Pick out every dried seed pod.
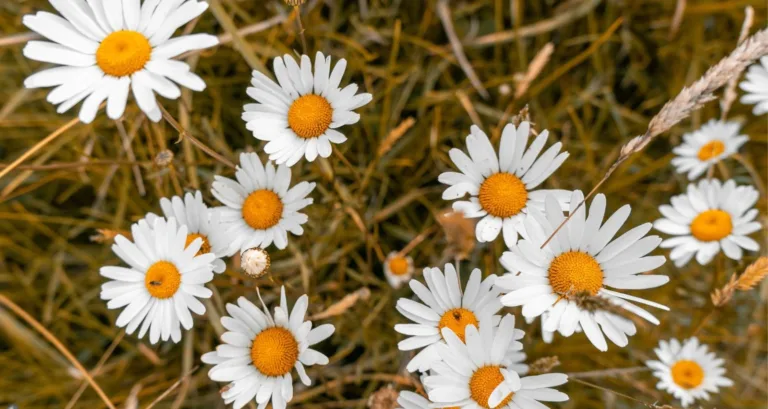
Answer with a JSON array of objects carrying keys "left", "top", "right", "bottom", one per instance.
[
  {"left": 367, "top": 385, "right": 399, "bottom": 409},
  {"left": 241, "top": 248, "right": 271, "bottom": 278},
  {"left": 155, "top": 149, "right": 174, "bottom": 167}
]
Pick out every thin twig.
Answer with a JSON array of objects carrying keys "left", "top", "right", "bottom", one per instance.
[
  {"left": 115, "top": 119, "right": 146, "bottom": 196},
  {"left": 0, "top": 117, "right": 80, "bottom": 182},
  {"left": 437, "top": 0, "right": 489, "bottom": 99},
  {"left": 668, "top": 0, "right": 686, "bottom": 40},
  {"left": 0, "top": 293, "right": 117, "bottom": 409},
  {"left": 143, "top": 366, "right": 199, "bottom": 409},
  {"left": 294, "top": 6, "right": 308, "bottom": 55},
  {"left": 720, "top": 6, "right": 754, "bottom": 120},
  {"left": 158, "top": 104, "right": 236, "bottom": 169},
  {"left": 570, "top": 378, "right": 677, "bottom": 409},
  {"left": 64, "top": 331, "right": 126, "bottom": 409}
]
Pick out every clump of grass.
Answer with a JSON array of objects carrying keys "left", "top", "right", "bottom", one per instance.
[{"left": 0, "top": 1, "right": 765, "bottom": 409}]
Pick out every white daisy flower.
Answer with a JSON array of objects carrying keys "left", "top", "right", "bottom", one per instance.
[
  {"left": 212, "top": 152, "right": 315, "bottom": 253},
  {"left": 202, "top": 287, "right": 335, "bottom": 409},
  {"left": 654, "top": 179, "right": 761, "bottom": 267},
  {"left": 100, "top": 217, "right": 215, "bottom": 344},
  {"left": 646, "top": 337, "right": 733, "bottom": 408},
  {"left": 394, "top": 264, "right": 505, "bottom": 373},
  {"left": 739, "top": 56, "right": 768, "bottom": 115},
  {"left": 145, "top": 191, "right": 229, "bottom": 274},
  {"left": 438, "top": 122, "right": 570, "bottom": 247},
  {"left": 22, "top": 0, "right": 219, "bottom": 124},
  {"left": 243, "top": 51, "right": 373, "bottom": 166},
  {"left": 384, "top": 251, "right": 415, "bottom": 289},
  {"left": 670, "top": 119, "right": 748, "bottom": 180},
  {"left": 424, "top": 315, "right": 569, "bottom": 409},
  {"left": 496, "top": 190, "right": 670, "bottom": 351}
]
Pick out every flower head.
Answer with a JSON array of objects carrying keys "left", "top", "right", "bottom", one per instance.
[
  {"left": 423, "top": 315, "right": 569, "bottom": 409},
  {"left": 100, "top": 217, "right": 215, "bottom": 344},
  {"left": 212, "top": 152, "right": 315, "bottom": 253},
  {"left": 146, "top": 191, "right": 229, "bottom": 273},
  {"left": 384, "top": 251, "right": 415, "bottom": 289},
  {"left": 202, "top": 287, "right": 335, "bottom": 409},
  {"left": 670, "top": 120, "right": 748, "bottom": 180},
  {"left": 496, "top": 190, "right": 669, "bottom": 351},
  {"left": 654, "top": 179, "right": 761, "bottom": 266},
  {"left": 394, "top": 265, "right": 505, "bottom": 372},
  {"left": 243, "top": 52, "right": 372, "bottom": 166},
  {"left": 646, "top": 337, "right": 733, "bottom": 408},
  {"left": 22, "top": 0, "right": 218, "bottom": 123},
  {"left": 438, "top": 122, "right": 570, "bottom": 247}
]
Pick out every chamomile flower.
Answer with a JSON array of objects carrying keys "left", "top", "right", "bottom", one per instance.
[
  {"left": 100, "top": 217, "right": 215, "bottom": 344},
  {"left": 212, "top": 152, "right": 315, "bottom": 253},
  {"left": 646, "top": 337, "right": 733, "bottom": 408},
  {"left": 202, "top": 287, "right": 335, "bottom": 409},
  {"left": 438, "top": 123, "right": 570, "bottom": 247},
  {"left": 394, "top": 265, "right": 505, "bottom": 372},
  {"left": 243, "top": 51, "right": 373, "bottom": 166},
  {"left": 384, "top": 251, "right": 415, "bottom": 289},
  {"left": 739, "top": 56, "right": 768, "bottom": 115},
  {"left": 423, "top": 315, "right": 569, "bottom": 409},
  {"left": 22, "top": 0, "right": 219, "bottom": 123},
  {"left": 496, "top": 190, "right": 669, "bottom": 351},
  {"left": 654, "top": 179, "right": 761, "bottom": 267},
  {"left": 145, "top": 191, "right": 228, "bottom": 273},
  {"left": 671, "top": 119, "right": 748, "bottom": 180}
]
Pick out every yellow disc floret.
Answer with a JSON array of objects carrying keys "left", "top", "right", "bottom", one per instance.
[
  {"left": 242, "top": 189, "right": 284, "bottom": 230},
  {"left": 548, "top": 251, "right": 604, "bottom": 296},
  {"left": 690, "top": 209, "right": 732, "bottom": 242},
  {"left": 96, "top": 31, "right": 152, "bottom": 77},
  {"left": 478, "top": 173, "right": 528, "bottom": 218},
  {"left": 388, "top": 256, "right": 410, "bottom": 276},
  {"left": 288, "top": 94, "right": 334, "bottom": 139},
  {"left": 250, "top": 327, "right": 300, "bottom": 377},
  {"left": 697, "top": 140, "right": 726, "bottom": 161},
  {"left": 671, "top": 360, "right": 705, "bottom": 389},
  {"left": 469, "top": 366, "right": 513, "bottom": 409},
  {"left": 438, "top": 308, "right": 479, "bottom": 342},
  {"left": 185, "top": 233, "right": 211, "bottom": 255},
  {"left": 144, "top": 261, "right": 182, "bottom": 299}
]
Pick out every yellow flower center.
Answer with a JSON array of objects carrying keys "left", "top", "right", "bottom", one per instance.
[
  {"left": 697, "top": 140, "right": 726, "bottom": 161},
  {"left": 469, "top": 366, "right": 514, "bottom": 409},
  {"left": 438, "top": 308, "right": 479, "bottom": 342},
  {"left": 144, "top": 261, "right": 181, "bottom": 299},
  {"left": 288, "top": 94, "right": 334, "bottom": 139},
  {"left": 242, "top": 189, "right": 284, "bottom": 230},
  {"left": 548, "top": 251, "right": 604, "bottom": 297},
  {"left": 388, "top": 256, "right": 410, "bottom": 276},
  {"left": 671, "top": 360, "right": 704, "bottom": 389},
  {"left": 690, "top": 209, "right": 732, "bottom": 242},
  {"left": 96, "top": 31, "right": 152, "bottom": 77},
  {"left": 185, "top": 233, "right": 211, "bottom": 256},
  {"left": 478, "top": 173, "right": 528, "bottom": 218},
  {"left": 250, "top": 327, "right": 299, "bottom": 377}
]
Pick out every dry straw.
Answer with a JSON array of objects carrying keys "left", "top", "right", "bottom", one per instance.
[
  {"left": 543, "top": 27, "right": 768, "bottom": 248},
  {"left": 712, "top": 257, "right": 768, "bottom": 307}
]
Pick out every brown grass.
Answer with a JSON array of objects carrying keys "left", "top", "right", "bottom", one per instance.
[{"left": 0, "top": 1, "right": 766, "bottom": 409}]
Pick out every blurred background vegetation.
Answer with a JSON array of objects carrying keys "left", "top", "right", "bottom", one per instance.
[{"left": 0, "top": 0, "right": 766, "bottom": 408}]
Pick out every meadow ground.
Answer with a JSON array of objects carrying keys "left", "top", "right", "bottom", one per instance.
[{"left": 0, "top": 1, "right": 766, "bottom": 408}]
